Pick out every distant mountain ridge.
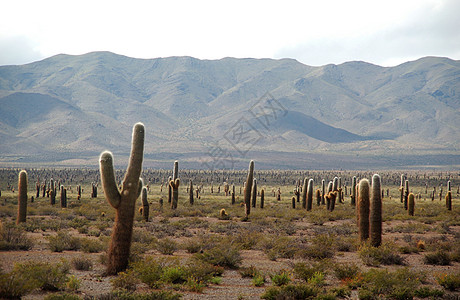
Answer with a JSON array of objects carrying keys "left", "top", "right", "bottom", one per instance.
[{"left": 0, "top": 52, "right": 459, "bottom": 169}]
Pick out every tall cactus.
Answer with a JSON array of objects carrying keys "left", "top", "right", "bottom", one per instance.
[
  {"left": 231, "top": 184, "right": 235, "bottom": 205},
  {"left": 332, "top": 177, "right": 339, "bottom": 191},
  {"left": 60, "top": 186, "right": 67, "bottom": 208},
  {"left": 400, "top": 174, "right": 405, "bottom": 203},
  {"left": 370, "top": 174, "right": 382, "bottom": 247},
  {"left": 99, "top": 122, "right": 144, "bottom": 275},
  {"left": 260, "top": 188, "right": 264, "bottom": 209},
  {"left": 50, "top": 178, "right": 55, "bottom": 205},
  {"left": 301, "top": 178, "right": 308, "bottom": 209},
  {"left": 306, "top": 179, "right": 313, "bottom": 211},
  {"left": 358, "top": 179, "right": 370, "bottom": 243},
  {"left": 251, "top": 179, "right": 257, "bottom": 208},
  {"left": 167, "top": 176, "right": 172, "bottom": 204},
  {"left": 244, "top": 160, "right": 254, "bottom": 219},
  {"left": 316, "top": 189, "right": 321, "bottom": 206},
  {"left": 404, "top": 180, "right": 409, "bottom": 210},
  {"left": 170, "top": 161, "right": 180, "bottom": 209},
  {"left": 189, "top": 180, "right": 194, "bottom": 205},
  {"left": 351, "top": 176, "right": 357, "bottom": 206},
  {"left": 446, "top": 191, "right": 452, "bottom": 211},
  {"left": 17, "top": 170, "right": 27, "bottom": 224},
  {"left": 408, "top": 193, "right": 415, "bottom": 216},
  {"left": 321, "top": 179, "right": 326, "bottom": 205},
  {"left": 141, "top": 186, "right": 149, "bottom": 221}
]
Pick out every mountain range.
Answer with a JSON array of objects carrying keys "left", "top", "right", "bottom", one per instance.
[{"left": 0, "top": 52, "right": 459, "bottom": 169}]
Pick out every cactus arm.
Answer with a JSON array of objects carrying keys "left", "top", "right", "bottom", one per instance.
[
  {"left": 137, "top": 178, "right": 144, "bottom": 198},
  {"left": 122, "top": 122, "right": 145, "bottom": 195},
  {"left": 99, "top": 151, "right": 121, "bottom": 208}
]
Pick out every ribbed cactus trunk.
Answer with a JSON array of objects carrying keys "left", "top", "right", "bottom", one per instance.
[
  {"left": 404, "top": 180, "right": 409, "bottom": 210},
  {"left": 251, "top": 179, "right": 257, "bottom": 208},
  {"left": 447, "top": 181, "right": 451, "bottom": 192},
  {"left": 50, "top": 179, "right": 55, "bottom": 205},
  {"left": 99, "top": 123, "right": 144, "bottom": 275},
  {"left": 306, "top": 179, "right": 313, "bottom": 211},
  {"left": 167, "top": 176, "right": 172, "bottom": 204},
  {"left": 189, "top": 180, "right": 194, "bottom": 205},
  {"left": 260, "top": 188, "right": 264, "bottom": 209},
  {"left": 141, "top": 186, "right": 149, "bottom": 221},
  {"left": 36, "top": 182, "right": 40, "bottom": 198},
  {"left": 17, "top": 170, "right": 27, "bottom": 224},
  {"left": 170, "top": 161, "right": 180, "bottom": 209},
  {"left": 316, "top": 189, "right": 321, "bottom": 206},
  {"left": 60, "top": 186, "right": 67, "bottom": 208},
  {"left": 301, "top": 178, "right": 307, "bottom": 209},
  {"left": 370, "top": 174, "right": 382, "bottom": 247},
  {"left": 332, "top": 177, "right": 339, "bottom": 191},
  {"left": 321, "top": 179, "right": 326, "bottom": 205},
  {"left": 351, "top": 176, "right": 357, "bottom": 206},
  {"left": 408, "top": 193, "right": 415, "bottom": 216},
  {"left": 244, "top": 160, "right": 254, "bottom": 219},
  {"left": 446, "top": 191, "right": 452, "bottom": 211},
  {"left": 400, "top": 174, "right": 405, "bottom": 203},
  {"left": 358, "top": 179, "right": 370, "bottom": 243},
  {"left": 231, "top": 184, "right": 235, "bottom": 205},
  {"left": 329, "top": 192, "right": 337, "bottom": 212}
]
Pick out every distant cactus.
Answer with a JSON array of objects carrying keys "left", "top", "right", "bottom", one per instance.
[
  {"left": 231, "top": 184, "right": 235, "bottom": 205},
  {"left": 189, "top": 180, "right": 194, "bottom": 205},
  {"left": 316, "top": 189, "right": 321, "bottom": 206},
  {"left": 251, "top": 179, "right": 257, "bottom": 208},
  {"left": 329, "top": 191, "right": 337, "bottom": 212},
  {"left": 50, "top": 178, "right": 55, "bottom": 205},
  {"left": 260, "top": 189, "right": 264, "bottom": 209},
  {"left": 370, "top": 174, "right": 382, "bottom": 247},
  {"left": 167, "top": 176, "right": 172, "bottom": 204},
  {"left": 36, "top": 182, "right": 40, "bottom": 198},
  {"left": 358, "top": 179, "right": 370, "bottom": 243},
  {"left": 408, "top": 193, "right": 415, "bottom": 216},
  {"left": 332, "top": 177, "right": 339, "bottom": 191},
  {"left": 99, "top": 122, "right": 144, "bottom": 275},
  {"left": 337, "top": 187, "right": 343, "bottom": 203},
  {"left": 291, "top": 196, "right": 296, "bottom": 209},
  {"left": 301, "top": 178, "right": 307, "bottom": 209},
  {"left": 446, "top": 191, "right": 452, "bottom": 210},
  {"left": 169, "top": 161, "right": 180, "bottom": 209},
  {"left": 447, "top": 180, "right": 451, "bottom": 192},
  {"left": 60, "top": 186, "right": 67, "bottom": 208},
  {"left": 404, "top": 180, "right": 409, "bottom": 210},
  {"left": 351, "top": 176, "right": 357, "bottom": 206},
  {"left": 17, "top": 170, "right": 27, "bottom": 224},
  {"left": 141, "top": 186, "right": 149, "bottom": 221},
  {"left": 306, "top": 179, "right": 313, "bottom": 211},
  {"left": 244, "top": 160, "right": 254, "bottom": 219},
  {"left": 400, "top": 174, "right": 405, "bottom": 203},
  {"left": 321, "top": 179, "right": 326, "bottom": 205}
]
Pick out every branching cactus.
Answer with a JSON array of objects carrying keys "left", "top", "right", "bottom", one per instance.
[
  {"left": 244, "top": 160, "right": 254, "bottom": 219},
  {"left": 169, "top": 161, "right": 180, "bottom": 209},
  {"left": 306, "top": 179, "right": 313, "bottom": 211},
  {"left": 408, "top": 193, "right": 415, "bottom": 216},
  {"left": 358, "top": 179, "right": 370, "bottom": 243},
  {"left": 99, "top": 122, "right": 144, "bottom": 275},
  {"left": 301, "top": 178, "right": 308, "bottom": 209},
  {"left": 370, "top": 174, "right": 382, "bottom": 247},
  {"left": 17, "top": 170, "right": 27, "bottom": 224}
]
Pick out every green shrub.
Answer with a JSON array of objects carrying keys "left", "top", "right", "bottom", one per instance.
[
  {"left": 298, "top": 234, "right": 335, "bottom": 260},
  {"left": 80, "top": 238, "right": 104, "bottom": 253},
  {"left": 44, "top": 293, "right": 82, "bottom": 300},
  {"left": 111, "top": 270, "right": 139, "bottom": 291},
  {"left": 293, "top": 262, "right": 326, "bottom": 282},
  {"left": 436, "top": 273, "right": 460, "bottom": 291},
  {"left": 132, "top": 258, "right": 163, "bottom": 289},
  {"left": 261, "top": 284, "right": 318, "bottom": 300},
  {"left": 156, "top": 238, "right": 178, "bottom": 255},
  {"left": 71, "top": 257, "right": 93, "bottom": 271},
  {"left": 333, "top": 263, "right": 360, "bottom": 281},
  {"left": 66, "top": 275, "right": 80, "bottom": 291},
  {"left": 307, "top": 271, "right": 325, "bottom": 287},
  {"left": 185, "top": 276, "right": 206, "bottom": 293},
  {"left": 161, "top": 267, "right": 187, "bottom": 284},
  {"left": 252, "top": 273, "right": 265, "bottom": 287},
  {"left": 47, "top": 231, "right": 81, "bottom": 252},
  {"left": 413, "top": 286, "right": 445, "bottom": 298},
  {"left": 13, "top": 261, "right": 70, "bottom": 291},
  {"left": 0, "top": 223, "right": 33, "bottom": 250},
  {"left": 194, "top": 242, "right": 242, "bottom": 269},
  {"left": 239, "top": 265, "right": 260, "bottom": 278},
  {"left": 270, "top": 270, "right": 291, "bottom": 286},
  {"left": 100, "top": 289, "right": 182, "bottom": 300},
  {"left": 183, "top": 239, "right": 202, "bottom": 254},
  {"left": 0, "top": 270, "right": 36, "bottom": 298},
  {"left": 424, "top": 251, "right": 451, "bottom": 265},
  {"left": 359, "top": 242, "right": 405, "bottom": 266}
]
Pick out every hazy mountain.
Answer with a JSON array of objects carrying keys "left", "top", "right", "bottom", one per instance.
[{"left": 0, "top": 52, "right": 459, "bottom": 169}]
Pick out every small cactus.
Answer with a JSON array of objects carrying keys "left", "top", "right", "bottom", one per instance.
[
  {"left": 291, "top": 196, "right": 296, "bottom": 209},
  {"left": 169, "top": 161, "right": 180, "bottom": 209},
  {"left": 446, "top": 191, "right": 452, "bottom": 211},
  {"left": 306, "top": 179, "right": 313, "bottom": 211},
  {"left": 260, "top": 189, "right": 264, "bottom": 209},
  {"left": 370, "top": 174, "right": 382, "bottom": 247},
  {"left": 189, "top": 180, "right": 194, "bottom": 205},
  {"left": 408, "top": 193, "right": 415, "bottom": 216},
  {"left": 358, "top": 179, "right": 370, "bottom": 243},
  {"left": 244, "top": 160, "right": 254, "bottom": 219},
  {"left": 351, "top": 176, "right": 357, "bottom": 206},
  {"left": 321, "top": 179, "right": 326, "bottom": 205},
  {"left": 404, "top": 180, "right": 409, "bottom": 210},
  {"left": 17, "top": 170, "right": 27, "bottom": 224},
  {"left": 141, "top": 186, "right": 149, "bottom": 221},
  {"left": 315, "top": 189, "right": 321, "bottom": 206},
  {"left": 301, "top": 178, "right": 307, "bottom": 209},
  {"left": 251, "top": 179, "right": 257, "bottom": 208}
]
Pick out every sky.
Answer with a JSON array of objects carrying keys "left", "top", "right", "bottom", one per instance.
[{"left": 1, "top": 0, "right": 459, "bottom": 67}]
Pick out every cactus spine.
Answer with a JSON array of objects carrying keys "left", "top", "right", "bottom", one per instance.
[
  {"left": 99, "top": 122, "right": 144, "bottom": 275},
  {"left": 17, "top": 170, "right": 27, "bottom": 224},
  {"left": 408, "top": 193, "right": 415, "bottom": 216},
  {"left": 306, "top": 179, "right": 313, "bottom": 211},
  {"left": 141, "top": 186, "right": 149, "bottom": 221},
  {"left": 169, "top": 161, "right": 180, "bottom": 209},
  {"left": 358, "top": 179, "right": 370, "bottom": 243},
  {"left": 370, "top": 174, "right": 382, "bottom": 247},
  {"left": 301, "top": 178, "right": 308, "bottom": 209},
  {"left": 244, "top": 160, "right": 254, "bottom": 219},
  {"left": 251, "top": 179, "right": 257, "bottom": 208}
]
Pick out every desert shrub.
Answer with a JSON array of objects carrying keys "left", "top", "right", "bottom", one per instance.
[
  {"left": 423, "top": 251, "right": 451, "bottom": 265},
  {"left": 436, "top": 273, "right": 460, "bottom": 291},
  {"left": 80, "top": 238, "right": 105, "bottom": 253},
  {"left": 183, "top": 239, "right": 202, "bottom": 254},
  {"left": 252, "top": 273, "right": 266, "bottom": 287},
  {"left": 0, "top": 270, "right": 36, "bottom": 298},
  {"left": 71, "top": 257, "right": 93, "bottom": 271},
  {"left": 261, "top": 284, "right": 318, "bottom": 300},
  {"left": 66, "top": 275, "right": 80, "bottom": 291},
  {"left": 260, "top": 236, "right": 298, "bottom": 261},
  {"left": 44, "top": 293, "right": 82, "bottom": 300},
  {"left": 298, "top": 234, "right": 335, "bottom": 260},
  {"left": 13, "top": 261, "right": 70, "bottom": 291},
  {"left": 332, "top": 263, "right": 360, "bottom": 281},
  {"left": 156, "top": 238, "right": 178, "bottom": 255},
  {"left": 111, "top": 270, "right": 139, "bottom": 291},
  {"left": 239, "top": 265, "right": 260, "bottom": 278},
  {"left": 270, "top": 270, "right": 291, "bottom": 286},
  {"left": 184, "top": 259, "right": 223, "bottom": 283},
  {"left": 359, "top": 242, "right": 405, "bottom": 266},
  {"left": 161, "top": 266, "right": 187, "bottom": 284},
  {"left": 47, "top": 231, "right": 81, "bottom": 252},
  {"left": 185, "top": 276, "right": 206, "bottom": 293},
  {"left": 293, "top": 261, "right": 327, "bottom": 282},
  {"left": 96, "top": 290, "right": 182, "bottom": 300},
  {"left": 194, "top": 242, "right": 242, "bottom": 269},
  {"left": 0, "top": 222, "right": 33, "bottom": 251},
  {"left": 413, "top": 286, "right": 445, "bottom": 298},
  {"left": 132, "top": 258, "right": 163, "bottom": 289}
]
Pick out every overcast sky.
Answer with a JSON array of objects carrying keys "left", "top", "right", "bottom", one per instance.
[{"left": 1, "top": 0, "right": 459, "bottom": 67}]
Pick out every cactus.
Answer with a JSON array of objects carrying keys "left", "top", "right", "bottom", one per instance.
[
  {"left": 447, "top": 180, "right": 451, "bottom": 192},
  {"left": 244, "top": 160, "right": 254, "bottom": 219},
  {"left": 306, "top": 179, "right": 313, "bottom": 211},
  {"left": 301, "top": 178, "right": 307, "bottom": 209},
  {"left": 358, "top": 179, "right": 370, "bottom": 243},
  {"left": 36, "top": 182, "right": 40, "bottom": 198},
  {"left": 316, "top": 189, "right": 321, "bottom": 206},
  {"left": 99, "top": 122, "right": 144, "bottom": 275},
  {"left": 167, "top": 176, "right": 172, "bottom": 203},
  {"left": 251, "top": 179, "right": 257, "bottom": 208},
  {"left": 260, "top": 188, "right": 264, "bottom": 209},
  {"left": 17, "top": 170, "right": 27, "bottom": 224},
  {"left": 351, "top": 176, "right": 357, "bottom": 206},
  {"left": 329, "top": 191, "right": 337, "bottom": 212},
  {"left": 370, "top": 174, "right": 382, "bottom": 247},
  {"left": 189, "top": 180, "right": 194, "bottom": 205},
  {"left": 231, "top": 184, "right": 236, "bottom": 205},
  {"left": 321, "top": 179, "right": 326, "bottom": 205},
  {"left": 60, "top": 186, "right": 67, "bottom": 208},
  {"left": 404, "top": 180, "right": 409, "bottom": 210},
  {"left": 337, "top": 187, "right": 343, "bottom": 203},
  {"left": 141, "top": 186, "right": 149, "bottom": 221},
  {"left": 400, "top": 174, "right": 405, "bottom": 203},
  {"left": 50, "top": 178, "right": 55, "bottom": 205},
  {"left": 292, "top": 196, "right": 296, "bottom": 209},
  {"left": 408, "top": 193, "right": 415, "bottom": 216},
  {"left": 446, "top": 191, "right": 452, "bottom": 210},
  {"left": 169, "top": 161, "right": 180, "bottom": 209},
  {"left": 332, "top": 177, "right": 339, "bottom": 191}
]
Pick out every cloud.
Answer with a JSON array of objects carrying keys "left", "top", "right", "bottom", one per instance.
[{"left": 0, "top": 36, "right": 44, "bottom": 66}]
